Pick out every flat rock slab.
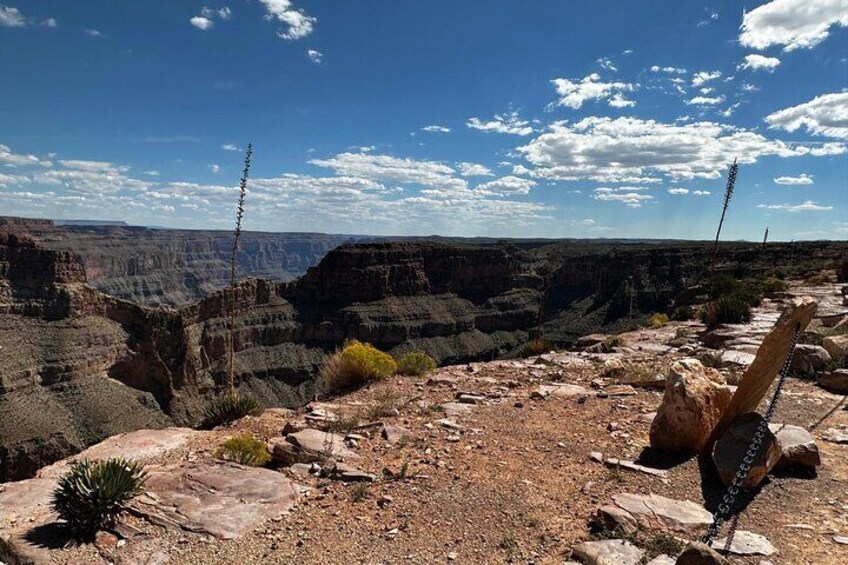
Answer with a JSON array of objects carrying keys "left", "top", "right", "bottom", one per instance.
[
  {"left": 0, "top": 476, "right": 58, "bottom": 564},
  {"left": 822, "top": 427, "right": 848, "bottom": 444},
  {"left": 603, "top": 458, "right": 668, "bottom": 478},
  {"left": 645, "top": 556, "right": 675, "bottom": 565},
  {"left": 382, "top": 425, "right": 412, "bottom": 445},
  {"left": 133, "top": 461, "right": 300, "bottom": 540},
  {"left": 609, "top": 493, "right": 712, "bottom": 534},
  {"left": 711, "top": 531, "right": 776, "bottom": 556},
  {"left": 39, "top": 427, "right": 202, "bottom": 479},
  {"left": 537, "top": 383, "right": 588, "bottom": 398},
  {"left": 571, "top": 539, "right": 643, "bottom": 565},
  {"left": 286, "top": 428, "right": 358, "bottom": 460},
  {"left": 442, "top": 402, "right": 476, "bottom": 418}
]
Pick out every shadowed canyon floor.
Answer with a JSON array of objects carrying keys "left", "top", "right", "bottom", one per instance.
[{"left": 2, "top": 280, "right": 846, "bottom": 564}]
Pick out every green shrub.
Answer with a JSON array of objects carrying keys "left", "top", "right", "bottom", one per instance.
[
  {"left": 672, "top": 305, "right": 693, "bottom": 321},
  {"left": 699, "top": 294, "right": 752, "bottom": 327},
  {"left": 522, "top": 338, "right": 554, "bottom": 357},
  {"left": 806, "top": 272, "right": 833, "bottom": 286},
  {"left": 395, "top": 351, "right": 437, "bottom": 375},
  {"left": 645, "top": 313, "right": 669, "bottom": 329},
  {"left": 215, "top": 434, "right": 271, "bottom": 466},
  {"left": 202, "top": 392, "right": 262, "bottom": 429},
  {"left": 52, "top": 458, "right": 147, "bottom": 539},
  {"left": 761, "top": 276, "right": 788, "bottom": 294},
  {"left": 709, "top": 273, "right": 743, "bottom": 298},
  {"left": 320, "top": 340, "right": 397, "bottom": 391},
  {"left": 601, "top": 335, "right": 625, "bottom": 352}
]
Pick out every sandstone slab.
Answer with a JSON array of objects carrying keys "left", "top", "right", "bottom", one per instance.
[
  {"left": 818, "top": 369, "right": 848, "bottom": 393},
  {"left": 286, "top": 428, "right": 358, "bottom": 460},
  {"left": 710, "top": 531, "right": 775, "bottom": 556},
  {"left": 606, "top": 493, "right": 712, "bottom": 534},
  {"left": 537, "top": 383, "right": 588, "bottom": 398},
  {"left": 133, "top": 461, "right": 300, "bottom": 540},
  {"left": 650, "top": 359, "right": 732, "bottom": 453}
]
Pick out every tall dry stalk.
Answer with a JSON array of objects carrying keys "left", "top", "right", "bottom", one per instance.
[
  {"left": 227, "top": 143, "right": 253, "bottom": 395},
  {"left": 762, "top": 227, "right": 769, "bottom": 248},
  {"left": 709, "top": 159, "right": 738, "bottom": 278}
]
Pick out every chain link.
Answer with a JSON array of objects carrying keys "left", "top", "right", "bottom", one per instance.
[{"left": 701, "top": 322, "right": 802, "bottom": 545}]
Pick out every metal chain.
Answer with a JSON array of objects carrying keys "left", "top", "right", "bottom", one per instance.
[{"left": 701, "top": 322, "right": 802, "bottom": 545}]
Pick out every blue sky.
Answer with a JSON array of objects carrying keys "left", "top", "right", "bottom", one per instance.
[{"left": 0, "top": 0, "right": 846, "bottom": 239}]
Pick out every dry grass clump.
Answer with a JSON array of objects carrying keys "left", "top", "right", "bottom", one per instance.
[
  {"left": 522, "top": 338, "right": 554, "bottom": 357},
  {"left": 645, "top": 313, "right": 669, "bottom": 328},
  {"left": 320, "top": 340, "right": 397, "bottom": 391},
  {"left": 805, "top": 272, "right": 834, "bottom": 286},
  {"left": 215, "top": 434, "right": 271, "bottom": 467},
  {"left": 395, "top": 351, "right": 437, "bottom": 376},
  {"left": 600, "top": 335, "right": 625, "bottom": 352}
]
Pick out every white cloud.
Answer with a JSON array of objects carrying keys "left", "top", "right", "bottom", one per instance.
[
  {"left": 765, "top": 91, "right": 848, "bottom": 139},
  {"left": 475, "top": 176, "right": 536, "bottom": 196},
  {"left": 259, "top": 0, "right": 315, "bottom": 40},
  {"left": 719, "top": 103, "right": 741, "bottom": 118},
  {"left": 693, "top": 190, "right": 711, "bottom": 196},
  {"left": 739, "top": 54, "right": 781, "bottom": 71},
  {"left": 687, "top": 95, "right": 725, "bottom": 105},
  {"left": 741, "top": 83, "right": 760, "bottom": 92},
  {"left": 757, "top": 200, "right": 834, "bottom": 211},
  {"left": 144, "top": 170, "right": 160, "bottom": 176},
  {"left": 221, "top": 144, "right": 240, "bottom": 152},
  {"left": 608, "top": 93, "right": 637, "bottom": 108},
  {"left": 309, "top": 152, "right": 464, "bottom": 188},
  {"left": 42, "top": 18, "right": 57, "bottom": 28},
  {"left": 550, "top": 73, "right": 636, "bottom": 109},
  {"left": 85, "top": 28, "right": 103, "bottom": 37},
  {"left": 218, "top": 7, "right": 232, "bottom": 20},
  {"left": 668, "top": 188, "right": 689, "bottom": 195},
  {"left": 57, "top": 160, "right": 129, "bottom": 173},
  {"left": 691, "top": 71, "right": 722, "bottom": 87},
  {"left": 456, "top": 162, "right": 493, "bottom": 177},
  {"left": 209, "top": 164, "right": 221, "bottom": 174},
  {"left": 306, "top": 49, "right": 322, "bottom": 64},
  {"left": 422, "top": 125, "right": 451, "bottom": 133},
  {"left": 0, "top": 144, "right": 49, "bottom": 167},
  {"left": 517, "top": 116, "right": 845, "bottom": 182},
  {"left": 740, "top": 0, "right": 848, "bottom": 51},
  {"left": 0, "top": 6, "right": 25, "bottom": 27},
  {"left": 593, "top": 187, "right": 654, "bottom": 208},
  {"left": 650, "top": 66, "right": 687, "bottom": 74},
  {"left": 774, "top": 173, "right": 814, "bottom": 185},
  {"left": 190, "top": 16, "right": 214, "bottom": 31},
  {"left": 597, "top": 57, "right": 618, "bottom": 72},
  {"left": 698, "top": 11, "right": 720, "bottom": 27},
  {"left": 466, "top": 112, "right": 534, "bottom": 136}
]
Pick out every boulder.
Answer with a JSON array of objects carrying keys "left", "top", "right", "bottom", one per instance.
[
  {"left": 676, "top": 542, "right": 729, "bottom": 565},
  {"left": 822, "top": 334, "right": 848, "bottom": 361},
  {"left": 382, "top": 425, "right": 412, "bottom": 445},
  {"left": 650, "top": 359, "right": 732, "bottom": 453},
  {"left": 768, "top": 423, "right": 821, "bottom": 467},
  {"left": 270, "top": 428, "right": 359, "bottom": 464},
  {"left": 601, "top": 358, "right": 626, "bottom": 378},
  {"left": 818, "top": 369, "right": 848, "bottom": 393},
  {"left": 790, "top": 344, "right": 831, "bottom": 375},
  {"left": 571, "top": 539, "right": 643, "bottom": 565},
  {"left": 712, "top": 413, "right": 781, "bottom": 488},
  {"left": 576, "top": 333, "right": 608, "bottom": 348}
]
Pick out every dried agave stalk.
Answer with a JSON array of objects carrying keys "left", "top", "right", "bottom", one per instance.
[{"left": 227, "top": 143, "right": 253, "bottom": 395}]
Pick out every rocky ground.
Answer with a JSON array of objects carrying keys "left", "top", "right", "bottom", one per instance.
[{"left": 1, "top": 281, "right": 846, "bottom": 564}]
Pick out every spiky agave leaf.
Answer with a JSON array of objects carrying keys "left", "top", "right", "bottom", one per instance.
[
  {"left": 52, "top": 458, "right": 147, "bottom": 539},
  {"left": 202, "top": 392, "right": 262, "bottom": 429}
]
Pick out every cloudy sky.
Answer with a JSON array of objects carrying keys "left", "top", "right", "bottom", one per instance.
[{"left": 1, "top": 0, "right": 846, "bottom": 239}]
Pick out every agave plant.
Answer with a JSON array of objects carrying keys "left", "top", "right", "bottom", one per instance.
[
  {"left": 52, "top": 458, "right": 147, "bottom": 539},
  {"left": 202, "top": 392, "right": 262, "bottom": 428}
]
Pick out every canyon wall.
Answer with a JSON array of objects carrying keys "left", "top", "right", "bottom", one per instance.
[{"left": 1, "top": 221, "right": 846, "bottom": 481}]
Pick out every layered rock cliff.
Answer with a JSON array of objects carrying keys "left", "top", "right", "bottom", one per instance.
[
  {"left": 0, "top": 217, "right": 352, "bottom": 306},
  {"left": 1, "top": 225, "right": 846, "bottom": 481}
]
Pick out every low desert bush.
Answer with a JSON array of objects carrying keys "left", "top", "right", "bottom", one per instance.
[
  {"left": 806, "top": 272, "right": 834, "bottom": 286},
  {"left": 761, "top": 276, "right": 788, "bottom": 295},
  {"left": 395, "top": 351, "right": 437, "bottom": 376},
  {"left": 600, "top": 335, "right": 625, "bottom": 352},
  {"left": 645, "top": 313, "right": 669, "bottom": 328},
  {"left": 320, "top": 340, "right": 397, "bottom": 391},
  {"left": 522, "top": 338, "right": 554, "bottom": 357},
  {"left": 215, "top": 434, "right": 271, "bottom": 467},
  {"left": 202, "top": 392, "right": 262, "bottom": 429},
  {"left": 699, "top": 293, "right": 752, "bottom": 327},
  {"left": 672, "top": 305, "right": 693, "bottom": 321},
  {"left": 52, "top": 458, "right": 147, "bottom": 539}
]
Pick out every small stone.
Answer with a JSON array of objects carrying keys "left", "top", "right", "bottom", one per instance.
[
  {"left": 447, "top": 551, "right": 458, "bottom": 560},
  {"left": 572, "top": 539, "right": 643, "bottom": 565},
  {"left": 378, "top": 494, "right": 393, "bottom": 507},
  {"left": 833, "top": 536, "right": 848, "bottom": 545},
  {"left": 589, "top": 451, "right": 604, "bottom": 463},
  {"left": 513, "top": 401, "right": 524, "bottom": 408},
  {"left": 676, "top": 541, "right": 729, "bottom": 565},
  {"left": 382, "top": 425, "right": 413, "bottom": 445},
  {"left": 94, "top": 531, "right": 119, "bottom": 553}
]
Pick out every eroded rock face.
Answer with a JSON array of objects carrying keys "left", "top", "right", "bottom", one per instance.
[{"left": 650, "top": 359, "right": 732, "bottom": 453}]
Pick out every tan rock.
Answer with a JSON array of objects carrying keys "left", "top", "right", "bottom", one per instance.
[
  {"left": 676, "top": 541, "right": 729, "bottom": 565},
  {"left": 650, "top": 359, "right": 732, "bottom": 453},
  {"left": 822, "top": 334, "right": 848, "bottom": 360}
]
